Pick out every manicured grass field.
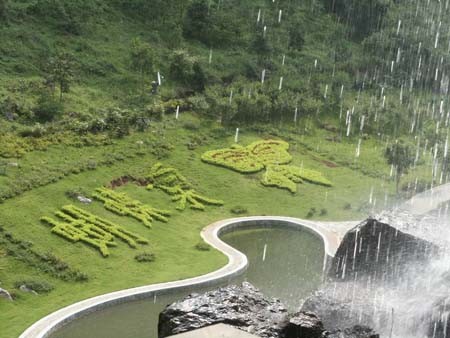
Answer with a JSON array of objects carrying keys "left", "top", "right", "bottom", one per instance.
[{"left": 0, "top": 114, "right": 425, "bottom": 338}]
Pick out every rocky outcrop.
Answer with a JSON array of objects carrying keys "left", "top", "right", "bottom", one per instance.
[
  {"left": 302, "top": 290, "right": 367, "bottom": 332},
  {"left": 158, "top": 282, "right": 289, "bottom": 338},
  {"left": 327, "top": 326, "right": 379, "bottom": 338},
  {"left": 329, "top": 218, "right": 439, "bottom": 283},
  {"left": 0, "top": 287, "right": 13, "bottom": 301},
  {"left": 283, "top": 312, "right": 323, "bottom": 338},
  {"left": 304, "top": 217, "right": 444, "bottom": 338},
  {"left": 158, "top": 282, "right": 378, "bottom": 338}
]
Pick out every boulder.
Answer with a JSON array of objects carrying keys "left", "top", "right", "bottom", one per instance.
[
  {"left": 283, "top": 312, "right": 323, "bottom": 338},
  {"left": 19, "top": 284, "right": 38, "bottom": 295},
  {"left": 158, "top": 282, "right": 288, "bottom": 338},
  {"left": 158, "top": 282, "right": 328, "bottom": 338},
  {"left": 329, "top": 218, "right": 439, "bottom": 283},
  {"left": 326, "top": 325, "right": 379, "bottom": 338},
  {"left": 77, "top": 195, "right": 92, "bottom": 204},
  {"left": 302, "top": 290, "right": 365, "bottom": 332},
  {"left": 0, "top": 287, "right": 13, "bottom": 301}
]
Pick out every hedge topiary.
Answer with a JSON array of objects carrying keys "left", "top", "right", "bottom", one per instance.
[
  {"left": 202, "top": 139, "right": 333, "bottom": 193},
  {"left": 93, "top": 187, "right": 170, "bottom": 228},
  {"left": 41, "top": 205, "right": 149, "bottom": 257},
  {"left": 146, "top": 163, "right": 224, "bottom": 211}
]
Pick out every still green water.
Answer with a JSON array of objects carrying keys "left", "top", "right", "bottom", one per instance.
[{"left": 50, "top": 225, "right": 324, "bottom": 338}]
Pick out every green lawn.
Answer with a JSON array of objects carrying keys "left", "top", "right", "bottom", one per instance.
[{"left": 0, "top": 114, "right": 416, "bottom": 338}]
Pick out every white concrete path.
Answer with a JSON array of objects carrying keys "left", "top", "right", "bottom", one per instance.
[
  {"left": 399, "top": 182, "right": 450, "bottom": 215},
  {"left": 19, "top": 216, "right": 359, "bottom": 338}
]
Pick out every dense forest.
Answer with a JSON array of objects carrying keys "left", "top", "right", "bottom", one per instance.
[{"left": 0, "top": 0, "right": 449, "bottom": 174}]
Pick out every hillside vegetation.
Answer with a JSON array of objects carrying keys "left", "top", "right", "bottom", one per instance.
[{"left": 0, "top": 1, "right": 448, "bottom": 337}]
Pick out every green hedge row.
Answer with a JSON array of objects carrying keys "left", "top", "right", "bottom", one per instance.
[
  {"left": 41, "top": 205, "right": 149, "bottom": 257},
  {"left": 261, "top": 165, "right": 332, "bottom": 193},
  {"left": 146, "top": 163, "right": 224, "bottom": 211},
  {"left": 201, "top": 139, "right": 292, "bottom": 173},
  {"left": 93, "top": 187, "right": 170, "bottom": 228},
  {"left": 0, "top": 226, "right": 88, "bottom": 282}
]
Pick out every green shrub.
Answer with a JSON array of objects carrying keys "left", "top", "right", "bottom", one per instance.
[
  {"left": 183, "top": 121, "right": 200, "bottom": 131},
  {"left": 306, "top": 207, "right": 317, "bottom": 218},
  {"left": 230, "top": 206, "right": 248, "bottom": 215},
  {"left": 195, "top": 242, "right": 211, "bottom": 251},
  {"left": 33, "top": 93, "right": 63, "bottom": 122},
  {"left": 0, "top": 229, "right": 88, "bottom": 282},
  {"left": 14, "top": 280, "right": 54, "bottom": 294},
  {"left": 134, "top": 252, "right": 156, "bottom": 263},
  {"left": 19, "top": 124, "right": 47, "bottom": 138},
  {"left": 65, "top": 187, "right": 88, "bottom": 200}
]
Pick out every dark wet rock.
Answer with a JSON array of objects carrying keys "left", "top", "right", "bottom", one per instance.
[
  {"left": 283, "top": 312, "right": 323, "bottom": 338},
  {"left": 158, "top": 282, "right": 289, "bottom": 338},
  {"left": 19, "top": 284, "right": 38, "bottom": 295},
  {"left": 0, "top": 287, "right": 13, "bottom": 301},
  {"left": 326, "top": 325, "right": 379, "bottom": 338},
  {"left": 329, "top": 218, "right": 439, "bottom": 283},
  {"left": 302, "top": 290, "right": 366, "bottom": 332}
]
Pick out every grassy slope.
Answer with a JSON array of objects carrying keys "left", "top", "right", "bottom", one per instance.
[{"left": 0, "top": 112, "right": 412, "bottom": 338}]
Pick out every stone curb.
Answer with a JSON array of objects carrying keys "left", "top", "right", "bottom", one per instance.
[{"left": 19, "top": 216, "right": 359, "bottom": 338}]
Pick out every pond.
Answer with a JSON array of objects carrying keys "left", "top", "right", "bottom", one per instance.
[{"left": 50, "top": 224, "right": 324, "bottom": 338}]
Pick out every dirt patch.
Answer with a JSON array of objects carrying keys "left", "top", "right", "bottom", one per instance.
[
  {"left": 109, "top": 176, "right": 148, "bottom": 189},
  {"left": 321, "top": 159, "right": 338, "bottom": 168}
]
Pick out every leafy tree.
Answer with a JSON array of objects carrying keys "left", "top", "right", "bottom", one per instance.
[
  {"left": 45, "top": 52, "right": 74, "bottom": 102},
  {"left": 169, "top": 50, "right": 195, "bottom": 84},
  {"left": 183, "top": 0, "right": 210, "bottom": 42},
  {"left": 0, "top": 0, "right": 8, "bottom": 21},
  {"left": 130, "top": 38, "right": 156, "bottom": 98},
  {"left": 27, "top": 0, "right": 106, "bottom": 34},
  {"left": 34, "top": 91, "right": 63, "bottom": 122},
  {"left": 183, "top": 0, "right": 243, "bottom": 47},
  {"left": 252, "top": 33, "right": 272, "bottom": 56},
  {"left": 169, "top": 50, "right": 207, "bottom": 92},
  {"left": 191, "top": 62, "right": 206, "bottom": 92},
  {"left": 384, "top": 139, "right": 414, "bottom": 194},
  {"left": 289, "top": 28, "right": 305, "bottom": 51},
  {"left": 326, "top": 0, "right": 390, "bottom": 40}
]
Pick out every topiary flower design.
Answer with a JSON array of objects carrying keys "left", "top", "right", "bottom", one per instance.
[{"left": 202, "top": 139, "right": 332, "bottom": 193}]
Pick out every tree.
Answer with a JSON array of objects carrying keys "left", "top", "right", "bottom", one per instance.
[
  {"left": 289, "top": 28, "right": 305, "bottom": 51},
  {"left": 384, "top": 139, "right": 414, "bottom": 194},
  {"left": 183, "top": 0, "right": 210, "bottom": 42},
  {"left": 45, "top": 52, "right": 74, "bottom": 102},
  {"left": 130, "top": 38, "right": 156, "bottom": 98},
  {"left": 0, "top": 0, "right": 8, "bottom": 21}
]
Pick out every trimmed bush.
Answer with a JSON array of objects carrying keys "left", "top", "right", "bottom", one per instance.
[
  {"left": 230, "top": 206, "right": 248, "bottom": 215},
  {"left": 93, "top": 187, "right": 170, "bottom": 228},
  {"left": 195, "top": 242, "right": 211, "bottom": 251},
  {"left": 201, "top": 139, "right": 291, "bottom": 173},
  {"left": 14, "top": 280, "right": 54, "bottom": 294},
  {"left": 134, "top": 252, "right": 156, "bottom": 263},
  {"left": 202, "top": 139, "right": 332, "bottom": 193},
  {"left": 41, "top": 205, "right": 149, "bottom": 257},
  {"left": 306, "top": 208, "right": 317, "bottom": 218},
  {"left": 146, "top": 163, "right": 224, "bottom": 211}
]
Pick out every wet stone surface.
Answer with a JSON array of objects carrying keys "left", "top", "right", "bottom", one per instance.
[{"left": 158, "top": 282, "right": 378, "bottom": 338}]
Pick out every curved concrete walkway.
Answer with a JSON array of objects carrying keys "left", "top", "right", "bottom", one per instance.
[
  {"left": 19, "top": 216, "right": 359, "bottom": 338},
  {"left": 399, "top": 182, "right": 450, "bottom": 215}
]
